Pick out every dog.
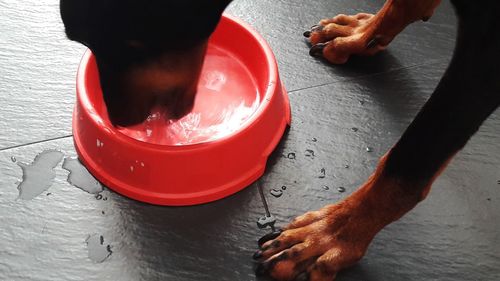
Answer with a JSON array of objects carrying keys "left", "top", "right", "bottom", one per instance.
[{"left": 60, "top": 0, "right": 500, "bottom": 280}]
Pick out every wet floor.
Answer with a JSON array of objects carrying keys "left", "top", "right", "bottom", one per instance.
[
  {"left": 1, "top": 0, "right": 499, "bottom": 280},
  {"left": 15, "top": 150, "right": 63, "bottom": 200},
  {"left": 62, "top": 157, "right": 103, "bottom": 194}
]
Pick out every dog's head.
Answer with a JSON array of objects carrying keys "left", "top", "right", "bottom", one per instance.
[
  {"left": 61, "top": 0, "right": 231, "bottom": 126},
  {"left": 93, "top": 42, "right": 208, "bottom": 126}
]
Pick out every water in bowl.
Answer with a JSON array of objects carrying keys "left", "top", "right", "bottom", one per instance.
[{"left": 118, "top": 44, "right": 260, "bottom": 145}]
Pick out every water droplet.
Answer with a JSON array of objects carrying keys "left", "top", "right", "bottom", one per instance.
[
  {"left": 130, "top": 166, "right": 134, "bottom": 172},
  {"left": 95, "top": 194, "right": 103, "bottom": 200},
  {"left": 140, "top": 162, "right": 145, "bottom": 167},
  {"left": 16, "top": 150, "right": 64, "bottom": 200},
  {"left": 101, "top": 211, "right": 105, "bottom": 215},
  {"left": 96, "top": 139, "right": 104, "bottom": 148},
  {"left": 312, "top": 138, "right": 317, "bottom": 142},
  {"left": 11, "top": 156, "right": 16, "bottom": 162},
  {"left": 323, "top": 186, "right": 330, "bottom": 190},
  {"left": 86, "top": 234, "right": 112, "bottom": 263},
  {"left": 103, "top": 197, "right": 108, "bottom": 201},
  {"left": 294, "top": 181, "right": 297, "bottom": 183},
  {"left": 366, "top": 147, "right": 373, "bottom": 152},
  {"left": 46, "top": 192, "right": 52, "bottom": 196},
  {"left": 351, "top": 127, "right": 359, "bottom": 132},
  {"left": 497, "top": 179, "right": 500, "bottom": 185},
  {"left": 305, "top": 149, "right": 315, "bottom": 157},
  {"left": 337, "top": 186, "right": 346, "bottom": 193},
  {"left": 319, "top": 168, "right": 326, "bottom": 178},
  {"left": 270, "top": 189, "right": 283, "bottom": 198},
  {"left": 62, "top": 158, "right": 103, "bottom": 194},
  {"left": 344, "top": 165, "right": 350, "bottom": 169},
  {"left": 287, "top": 153, "right": 296, "bottom": 159},
  {"left": 257, "top": 215, "right": 276, "bottom": 229},
  {"left": 487, "top": 198, "right": 491, "bottom": 201},
  {"left": 281, "top": 186, "right": 287, "bottom": 190},
  {"left": 359, "top": 100, "right": 365, "bottom": 105}
]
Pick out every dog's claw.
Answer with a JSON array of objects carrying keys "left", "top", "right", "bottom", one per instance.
[
  {"left": 311, "top": 24, "right": 324, "bottom": 33},
  {"left": 366, "top": 36, "right": 379, "bottom": 48},
  {"left": 309, "top": 43, "right": 327, "bottom": 56},
  {"left": 305, "top": 25, "right": 323, "bottom": 38},
  {"left": 255, "top": 262, "right": 269, "bottom": 276},
  {"left": 257, "top": 229, "right": 282, "bottom": 247},
  {"left": 294, "top": 272, "right": 310, "bottom": 281},
  {"left": 261, "top": 240, "right": 280, "bottom": 252},
  {"left": 252, "top": 250, "right": 263, "bottom": 260}
]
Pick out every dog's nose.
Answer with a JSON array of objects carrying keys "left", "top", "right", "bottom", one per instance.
[
  {"left": 173, "top": 96, "right": 195, "bottom": 119},
  {"left": 161, "top": 88, "right": 197, "bottom": 120}
]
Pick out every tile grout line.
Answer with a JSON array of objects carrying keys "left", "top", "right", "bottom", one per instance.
[
  {"left": 287, "top": 58, "right": 447, "bottom": 94},
  {"left": 0, "top": 59, "right": 445, "bottom": 153},
  {"left": 0, "top": 134, "right": 73, "bottom": 152}
]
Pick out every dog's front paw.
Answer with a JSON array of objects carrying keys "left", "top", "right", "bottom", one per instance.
[
  {"left": 304, "top": 13, "right": 388, "bottom": 64},
  {"left": 253, "top": 199, "right": 381, "bottom": 281},
  {"left": 304, "top": 0, "right": 442, "bottom": 64},
  {"left": 253, "top": 157, "right": 428, "bottom": 281}
]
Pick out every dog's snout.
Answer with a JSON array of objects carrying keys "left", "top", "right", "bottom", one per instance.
[{"left": 158, "top": 87, "right": 197, "bottom": 120}]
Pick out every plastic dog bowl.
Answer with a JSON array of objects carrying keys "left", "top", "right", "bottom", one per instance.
[{"left": 73, "top": 14, "right": 291, "bottom": 206}]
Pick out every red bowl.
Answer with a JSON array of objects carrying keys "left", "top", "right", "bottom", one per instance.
[{"left": 73, "top": 14, "right": 291, "bottom": 206}]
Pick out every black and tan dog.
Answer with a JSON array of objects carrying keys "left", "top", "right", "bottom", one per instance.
[{"left": 61, "top": 0, "right": 500, "bottom": 280}]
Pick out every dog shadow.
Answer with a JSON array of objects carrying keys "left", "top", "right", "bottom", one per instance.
[
  {"left": 332, "top": 50, "right": 429, "bottom": 131},
  {"left": 330, "top": 51, "right": 399, "bottom": 76}
]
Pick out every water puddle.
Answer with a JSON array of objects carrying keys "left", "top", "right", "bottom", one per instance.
[
  {"left": 318, "top": 168, "right": 326, "bottom": 178},
  {"left": 86, "top": 234, "right": 112, "bottom": 263},
  {"left": 62, "top": 158, "right": 103, "bottom": 194},
  {"left": 305, "top": 149, "right": 315, "bottom": 158},
  {"left": 16, "top": 150, "right": 64, "bottom": 200},
  {"left": 257, "top": 215, "right": 276, "bottom": 229},
  {"left": 257, "top": 181, "right": 277, "bottom": 231},
  {"left": 95, "top": 190, "right": 110, "bottom": 201},
  {"left": 270, "top": 189, "right": 283, "bottom": 198}
]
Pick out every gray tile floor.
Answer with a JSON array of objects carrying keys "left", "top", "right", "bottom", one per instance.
[{"left": 1, "top": 0, "right": 499, "bottom": 280}]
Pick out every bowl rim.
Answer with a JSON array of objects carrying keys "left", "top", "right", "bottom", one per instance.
[{"left": 76, "top": 13, "right": 279, "bottom": 152}]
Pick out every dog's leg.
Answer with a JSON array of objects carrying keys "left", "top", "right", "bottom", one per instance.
[
  {"left": 304, "top": 0, "right": 441, "bottom": 63},
  {"left": 255, "top": 1, "right": 500, "bottom": 280}
]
